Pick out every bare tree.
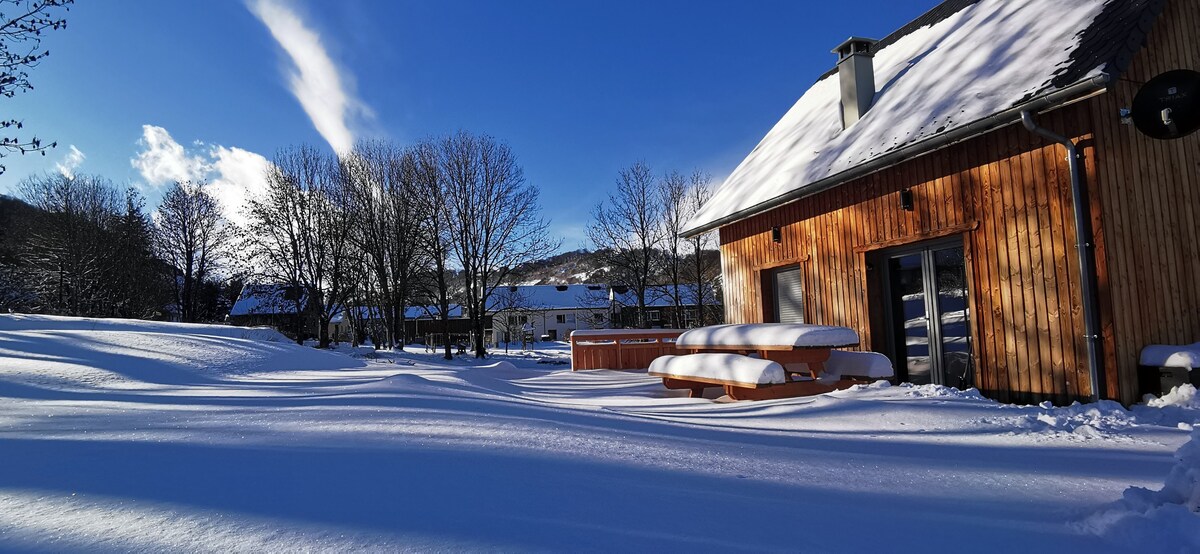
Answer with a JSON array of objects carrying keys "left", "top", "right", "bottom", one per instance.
[
  {"left": 244, "top": 145, "right": 357, "bottom": 346},
  {"left": 412, "top": 139, "right": 455, "bottom": 360},
  {"left": 684, "top": 171, "right": 719, "bottom": 326},
  {"left": 657, "top": 170, "right": 688, "bottom": 328},
  {"left": 342, "top": 140, "right": 427, "bottom": 348},
  {"left": 587, "top": 161, "right": 664, "bottom": 328},
  {"left": 153, "top": 182, "right": 229, "bottom": 323},
  {"left": 1, "top": 0, "right": 73, "bottom": 174},
  {"left": 490, "top": 285, "right": 537, "bottom": 352},
  {"left": 18, "top": 173, "right": 120, "bottom": 315},
  {"left": 440, "top": 131, "right": 558, "bottom": 358}
]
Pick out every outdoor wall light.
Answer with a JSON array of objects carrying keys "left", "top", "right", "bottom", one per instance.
[
  {"left": 771, "top": 226, "right": 782, "bottom": 243},
  {"left": 900, "top": 188, "right": 914, "bottom": 211}
]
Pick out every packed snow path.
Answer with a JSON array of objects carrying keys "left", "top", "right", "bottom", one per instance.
[{"left": 0, "top": 315, "right": 1194, "bottom": 552}]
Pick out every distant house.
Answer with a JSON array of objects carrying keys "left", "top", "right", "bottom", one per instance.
[
  {"left": 228, "top": 284, "right": 312, "bottom": 339},
  {"left": 682, "top": 0, "right": 1197, "bottom": 405},
  {"left": 489, "top": 283, "right": 724, "bottom": 343},
  {"left": 329, "top": 304, "right": 477, "bottom": 347},
  {"left": 490, "top": 284, "right": 610, "bottom": 343},
  {"left": 403, "top": 304, "right": 477, "bottom": 347},
  {"left": 611, "top": 284, "right": 723, "bottom": 329}
]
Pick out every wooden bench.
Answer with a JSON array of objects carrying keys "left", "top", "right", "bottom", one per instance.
[
  {"left": 674, "top": 323, "right": 861, "bottom": 382},
  {"left": 648, "top": 353, "right": 866, "bottom": 401},
  {"left": 648, "top": 325, "right": 895, "bottom": 400}
]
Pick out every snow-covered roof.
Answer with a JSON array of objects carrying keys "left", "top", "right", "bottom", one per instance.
[
  {"left": 229, "top": 284, "right": 305, "bottom": 317},
  {"left": 685, "top": 0, "right": 1165, "bottom": 234},
  {"left": 404, "top": 304, "right": 465, "bottom": 320},
  {"left": 489, "top": 284, "right": 609, "bottom": 311}
]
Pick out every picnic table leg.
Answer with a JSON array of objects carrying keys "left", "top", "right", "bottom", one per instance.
[
  {"left": 690, "top": 386, "right": 705, "bottom": 398},
  {"left": 808, "top": 360, "right": 824, "bottom": 380}
]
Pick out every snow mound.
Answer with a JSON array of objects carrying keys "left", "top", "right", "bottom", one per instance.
[
  {"left": 0, "top": 314, "right": 363, "bottom": 390},
  {"left": 1132, "top": 385, "right": 1200, "bottom": 429},
  {"left": 898, "top": 382, "right": 986, "bottom": 400},
  {"left": 1015, "top": 401, "right": 1136, "bottom": 437},
  {"left": 968, "top": 399, "right": 1136, "bottom": 439},
  {"left": 0, "top": 313, "right": 291, "bottom": 342},
  {"left": 474, "top": 361, "right": 520, "bottom": 374},
  {"left": 1147, "top": 384, "right": 1200, "bottom": 410},
  {"left": 1082, "top": 428, "right": 1200, "bottom": 551}
]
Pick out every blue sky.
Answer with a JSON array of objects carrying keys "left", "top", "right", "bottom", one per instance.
[{"left": 1, "top": 0, "right": 935, "bottom": 248}]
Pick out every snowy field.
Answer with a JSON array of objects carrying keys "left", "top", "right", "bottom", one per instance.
[{"left": 1, "top": 314, "right": 1197, "bottom": 552}]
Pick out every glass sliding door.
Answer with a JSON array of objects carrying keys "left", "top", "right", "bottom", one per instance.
[
  {"left": 933, "top": 246, "right": 972, "bottom": 389},
  {"left": 882, "top": 239, "right": 973, "bottom": 389},
  {"left": 890, "top": 253, "right": 932, "bottom": 384}
]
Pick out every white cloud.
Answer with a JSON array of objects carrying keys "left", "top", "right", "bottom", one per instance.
[
  {"left": 248, "top": 0, "right": 370, "bottom": 154},
  {"left": 131, "top": 125, "right": 210, "bottom": 187},
  {"left": 55, "top": 145, "right": 86, "bottom": 178},
  {"left": 131, "top": 125, "right": 272, "bottom": 227},
  {"left": 207, "top": 145, "right": 272, "bottom": 227}
]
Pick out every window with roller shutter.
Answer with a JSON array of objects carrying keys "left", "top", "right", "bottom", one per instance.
[{"left": 772, "top": 266, "right": 804, "bottom": 323}]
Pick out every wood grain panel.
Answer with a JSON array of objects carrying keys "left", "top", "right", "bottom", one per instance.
[{"left": 1087, "top": 0, "right": 1200, "bottom": 405}]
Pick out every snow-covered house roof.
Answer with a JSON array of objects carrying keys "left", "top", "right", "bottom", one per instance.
[
  {"left": 229, "top": 284, "right": 305, "bottom": 317},
  {"left": 403, "top": 304, "right": 465, "bottom": 320},
  {"left": 489, "top": 284, "right": 609, "bottom": 311},
  {"left": 684, "top": 0, "right": 1166, "bottom": 235}
]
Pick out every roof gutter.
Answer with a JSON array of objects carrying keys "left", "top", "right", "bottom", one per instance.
[
  {"left": 682, "top": 73, "right": 1112, "bottom": 238},
  {"left": 1019, "top": 110, "right": 1103, "bottom": 403}
]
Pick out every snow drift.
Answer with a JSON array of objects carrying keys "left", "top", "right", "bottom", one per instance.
[
  {"left": 0, "top": 314, "right": 362, "bottom": 391},
  {"left": 1083, "top": 427, "right": 1200, "bottom": 550}
]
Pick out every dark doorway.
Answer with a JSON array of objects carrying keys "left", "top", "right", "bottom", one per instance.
[{"left": 876, "top": 238, "right": 973, "bottom": 389}]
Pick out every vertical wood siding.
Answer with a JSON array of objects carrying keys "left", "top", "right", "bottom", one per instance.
[{"left": 1089, "top": 0, "right": 1200, "bottom": 405}]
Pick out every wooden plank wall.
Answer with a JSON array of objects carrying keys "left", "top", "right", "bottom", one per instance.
[
  {"left": 719, "top": 105, "right": 1103, "bottom": 404},
  {"left": 1089, "top": 0, "right": 1200, "bottom": 405}
]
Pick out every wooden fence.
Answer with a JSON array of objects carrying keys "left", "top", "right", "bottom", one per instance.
[{"left": 569, "top": 329, "right": 684, "bottom": 371}]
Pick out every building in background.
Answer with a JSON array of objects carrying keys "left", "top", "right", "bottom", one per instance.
[
  {"left": 227, "top": 284, "right": 313, "bottom": 340},
  {"left": 490, "top": 284, "right": 610, "bottom": 344}
]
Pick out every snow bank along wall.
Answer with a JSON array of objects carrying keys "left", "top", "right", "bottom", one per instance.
[{"left": 715, "top": 0, "right": 1199, "bottom": 405}]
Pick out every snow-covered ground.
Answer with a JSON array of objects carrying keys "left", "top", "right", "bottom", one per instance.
[{"left": 1, "top": 314, "right": 1196, "bottom": 552}]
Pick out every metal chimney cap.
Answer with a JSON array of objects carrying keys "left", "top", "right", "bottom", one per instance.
[{"left": 833, "top": 37, "right": 878, "bottom": 59}]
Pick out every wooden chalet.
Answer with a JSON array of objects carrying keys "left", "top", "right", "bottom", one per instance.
[{"left": 682, "top": 0, "right": 1199, "bottom": 405}]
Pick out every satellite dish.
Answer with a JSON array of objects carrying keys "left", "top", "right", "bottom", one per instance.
[{"left": 1131, "top": 69, "right": 1200, "bottom": 140}]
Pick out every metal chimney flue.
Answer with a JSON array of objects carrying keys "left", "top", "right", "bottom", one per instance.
[{"left": 833, "top": 37, "right": 878, "bottom": 128}]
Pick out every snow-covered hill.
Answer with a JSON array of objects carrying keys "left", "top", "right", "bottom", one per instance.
[
  {"left": 0, "top": 314, "right": 363, "bottom": 392},
  {"left": 0, "top": 314, "right": 1195, "bottom": 551}
]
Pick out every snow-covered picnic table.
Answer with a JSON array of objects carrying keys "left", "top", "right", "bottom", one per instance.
[
  {"left": 648, "top": 324, "right": 885, "bottom": 400},
  {"left": 675, "top": 323, "right": 860, "bottom": 379}
]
